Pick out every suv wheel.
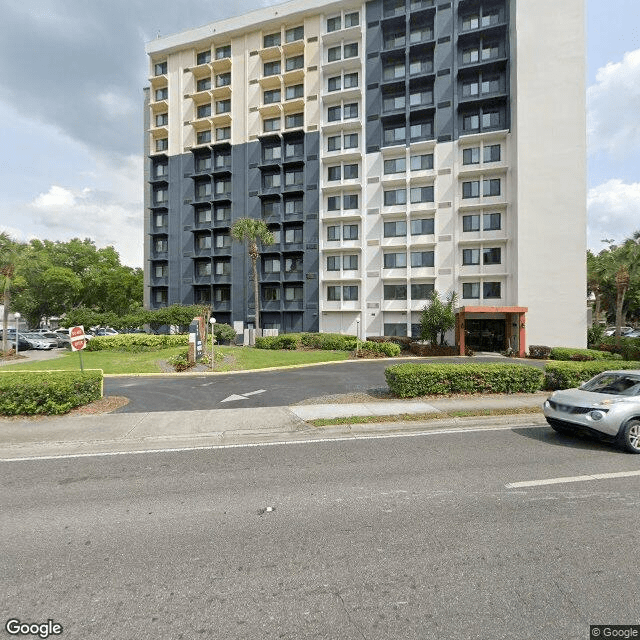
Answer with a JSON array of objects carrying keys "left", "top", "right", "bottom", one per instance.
[{"left": 617, "top": 419, "right": 640, "bottom": 454}]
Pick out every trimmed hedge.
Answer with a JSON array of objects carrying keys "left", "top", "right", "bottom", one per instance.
[
  {"left": 366, "top": 336, "right": 413, "bottom": 351},
  {"left": 85, "top": 334, "right": 188, "bottom": 352},
  {"left": 543, "top": 361, "right": 640, "bottom": 391},
  {"left": 358, "top": 341, "right": 401, "bottom": 357},
  {"left": 549, "top": 347, "right": 623, "bottom": 362},
  {"left": 255, "top": 333, "right": 357, "bottom": 351},
  {"left": 385, "top": 363, "right": 544, "bottom": 398},
  {"left": 0, "top": 370, "right": 103, "bottom": 415},
  {"left": 255, "top": 334, "right": 302, "bottom": 350},
  {"left": 528, "top": 345, "right": 552, "bottom": 359},
  {"left": 599, "top": 336, "right": 640, "bottom": 361}
]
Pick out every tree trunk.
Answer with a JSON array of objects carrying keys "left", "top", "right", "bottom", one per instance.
[
  {"left": 251, "top": 253, "right": 260, "bottom": 332},
  {"left": 2, "top": 276, "right": 9, "bottom": 354},
  {"left": 615, "top": 289, "right": 626, "bottom": 344}
]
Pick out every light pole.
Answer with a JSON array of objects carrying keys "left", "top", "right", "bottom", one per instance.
[
  {"left": 356, "top": 318, "right": 360, "bottom": 357},
  {"left": 14, "top": 312, "right": 20, "bottom": 355},
  {"left": 209, "top": 317, "right": 216, "bottom": 371}
]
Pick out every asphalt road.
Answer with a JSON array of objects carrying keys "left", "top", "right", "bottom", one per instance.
[
  {"left": 105, "top": 357, "right": 546, "bottom": 412},
  {"left": 2, "top": 423, "right": 638, "bottom": 639}
]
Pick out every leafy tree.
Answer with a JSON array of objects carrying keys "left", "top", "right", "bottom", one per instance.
[
  {"left": 0, "top": 232, "right": 23, "bottom": 353},
  {"left": 420, "top": 290, "right": 457, "bottom": 345},
  {"left": 231, "top": 218, "right": 274, "bottom": 331}
]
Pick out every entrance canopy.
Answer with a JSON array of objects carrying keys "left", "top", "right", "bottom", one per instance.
[{"left": 455, "top": 306, "right": 528, "bottom": 356}]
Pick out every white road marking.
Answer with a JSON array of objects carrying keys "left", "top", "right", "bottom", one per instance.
[
  {"left": 220, "top": 394, "right": 248, "bottom": 402},
  {"left": 505, "top": 470, "right": 640, "bottom": 489},
  {"left": 243, "top": 389, "right": 266, "bottom": 397},
  {"left": 0, "top": 423, "right": 546, "bottom": 463}
]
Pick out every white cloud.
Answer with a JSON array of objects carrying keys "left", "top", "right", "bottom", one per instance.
[
  {"left": 587, "top": 49, "right": 640, "bottom": 158},
  {"left": 587, "top": 179, "right": 640, "bottom": 250},
  {"left": 33, "top": 185, "right": 76, "bottom": 209},
  {"left": 96, "top": 91, "right": 136, "bottom": 119}
]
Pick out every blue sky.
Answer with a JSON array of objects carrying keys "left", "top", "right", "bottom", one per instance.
[{"left": 0, "top": 0, "right": 638, "bottom": 267}]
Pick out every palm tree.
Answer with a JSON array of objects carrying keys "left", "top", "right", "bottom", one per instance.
[
  {"left": 0, "top": 232, "right": 20, "bottom": 354},
  {"left": 231, "top": 218, "right": 274, "bottom": 332},
  {"left": 615, "top": 265, "right": 630, "bottom": 343}
]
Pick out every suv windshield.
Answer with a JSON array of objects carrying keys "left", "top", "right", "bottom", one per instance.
[{"left": 582, "top": 373, "right": 640, "bottom": 396}]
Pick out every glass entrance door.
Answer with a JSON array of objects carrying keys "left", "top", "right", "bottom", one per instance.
[{"left": 465, "top": 319, "right": 506, "bottom": 352}]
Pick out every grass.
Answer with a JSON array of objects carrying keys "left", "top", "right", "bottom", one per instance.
[
  {"left": 0, "top": 345, "right": 351, "bottom": 375},
  {"left": 309, "top": 406, "right": 543, "bottom": 427}
]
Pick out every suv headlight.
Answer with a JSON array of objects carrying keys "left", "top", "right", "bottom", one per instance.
[{"left": 589, "top": 410, "right": 607, "bottom": 421}]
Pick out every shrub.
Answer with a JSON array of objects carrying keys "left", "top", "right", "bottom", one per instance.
[
  {"left": 213, "top": 323, "right": 237, "bottom": 344},
  {"left": 299, "top": 333, "right": 356, "bottom": 351},
  {"left": 384, "top": 363, "right": 544, "bottom": 398},
  {"left": 549, "top": 347, "right": 623, "bottom": 362},
  {"left": 358, "top": 341, "right": 401, "bottom": 357},
  {"left": 543, "top": 361, "right": 640, "bottom": 391},
  {"left": 167, "top": 350, "right": 194, "bottom": 372},
  {"left": 85, "top": 334, "right": 188, "bottom": 352},
  {"left": 587, "top": 324, "right": 605, "bottom": 347},
  {"left": 600, "top": 336, "right": 640, "bottom": 361},
  {"left": 367, "top": 336, "right": 413, "bottom": 351},
  {"left": 409, "top": 343, "right": 458, "bottom": 357},
  {"left": 528, "top": 345, "right": 551, "bottom": 359},
  {"left": 0, "top": 370, "right": 103, "bottom": 415},
  {"left": 255, "top": 334, "right": 302, "bottom": 350}
]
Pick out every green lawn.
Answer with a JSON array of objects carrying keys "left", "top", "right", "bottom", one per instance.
[{"left": 0, "top": 345, "right": 350, "bottom": 374}]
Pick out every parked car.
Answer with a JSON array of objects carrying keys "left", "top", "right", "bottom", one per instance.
[
  {"left": 603, "top": 326, "right": 634, "bottom": 337},
  {"left": 93, "top": 327, "right": 118, "bottom": 336},
  {"left": 543, "top": 370, "right": 640, "bottom": 453},
  {"left": 33, "top": 330, "right": 71, "bottom": 348},
  {"left": 623, "top": 329, "right": 640, "bottom": 339},
  {"left": 22, "top": 332, "right": 57, "bottom": 350},
  {"left": 0, "top": 331, "right": 32, "bottom": 351}
]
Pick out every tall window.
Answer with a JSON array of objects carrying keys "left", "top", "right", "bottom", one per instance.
[
  {"left": 285, "top": 26, "right": 304, "bottom": 42},
  {"left": 384, "top": 220, "right": 407, "bottom": 237},
  {"left": 410, "top": 251, "right": 434, "bottom": 268},
  {"left": 384, "top": 284, "right": 407, "bottom": 300},
  {"left": 285, "top": 55, "right": 304, "bottom": 71}
]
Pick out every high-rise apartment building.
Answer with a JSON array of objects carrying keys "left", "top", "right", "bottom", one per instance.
[{"left": 144, "top": 0, "right": 586, "bottom": 353}]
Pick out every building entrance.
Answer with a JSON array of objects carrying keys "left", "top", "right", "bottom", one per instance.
[{"left": 465, "top": 319, "right": 506, "bottom": 352}]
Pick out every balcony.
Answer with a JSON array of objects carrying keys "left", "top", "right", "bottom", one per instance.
[{"left": 212, "top": 272, "right": 232, "bottom": 284}]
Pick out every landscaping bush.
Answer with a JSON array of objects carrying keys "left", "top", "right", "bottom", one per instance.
[
  {"left": 255, "top": 334, "right": 302, "bottom": 350},
  {"left": 367, "top": 336, "right": 413, "bottom": 351},
  {"left": 213, "top": 323, "right": 237, "bottom": 344},
  {"left": 599, "top": 336, "right": 640, "bottom": 361},
  {"left": 528, "top": 345, "right": 551, "bottom": 359},
  {"left": 299, "top": 333, "right": 356, "bottom": 351},
  {"left": 384, "top": 363, "right": 544, "bottom": 398},
  {"left": 85, "top": 334, "right": 188, "bottom": 352},
  {"left": 409, "top": 343, "right": 458, "bottom": 357},
  {"left": 0, "top": 370, "right": 103, "bottom": 415},
  {"left": 549, "top": 347, "right": 623, "bottom": 362},
  {"left": 167, "top": 350, "right": 194, "bottom": 372},
  {"left": 358, "top": 341, "right": 401, "bottom": 357},
  {"left": 543, "top": 361, "right": 640, "bottom": 391}
]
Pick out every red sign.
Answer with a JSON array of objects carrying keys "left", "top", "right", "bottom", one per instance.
[{"left": 70, "top": 326, "right": 86, "bottom": 351}]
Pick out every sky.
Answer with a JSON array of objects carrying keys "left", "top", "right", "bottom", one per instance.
[{"left": 0, "top": 0, "right": 638, "bottom": 268}]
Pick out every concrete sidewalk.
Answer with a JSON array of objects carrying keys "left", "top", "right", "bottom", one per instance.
[{"left": 0, "top": 393, "right": 547, "bottom": 460}]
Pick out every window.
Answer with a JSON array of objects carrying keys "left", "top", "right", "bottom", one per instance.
[
  {"left": 285, "top": 256, "right": 302, "bottom": 273},
  {"left": 410, "top": 122, "right": 432, "bottom": 141},
  {"left": 216, "top": 45, "right": 231, "bottom": 60},
  {"left": 384, "top": 125, "right": 406, "bottom": 145},
  {"left": 154, "top": 289, "right": 168, "bottom": 304},
  {"left": 384, "top": 189, "right": 407, "bottom": 207},
  {"left": 483, "top": 247, "right": 501, "bottom": 265},
  {"left": 482, "top": 43, "right": 500, "bottom": 61},
  {"left": 328, "top": 46, "right": 341, "bottom": 62},
  {"left": 197, "top": 78, "right": 212, "bottom": 92},
  {"left": 462, "top": 80, "right": 479, "bottom": 97},
  {"left": 196, "top": 181, "right": 212, "bottom": 199},
  {"left": 263, "top": 286, "right": 280, "bottom": 301},
  {"left": 155, "top": 138, "right": 168, "bottom": 152},
  {"left": 483, "top": 281, "right": 501, "bottom": 298},
  {"left": 264, "top": 89, "right": 281, "bottom": 104},
  {"left": 463, "top": 147, "right": 480, "bottom": 165},
  {"left": 197, "top": 208, "right": 212, "bottom": 224},
  {"left": 214, "top": 205, "right": 230, "bottom": 222},
  {"left": 267, "top": 228, "right": 281, "bottom": 245},
  {"left": 343, "top": 286, "right": 358, "bottom": 301},
  {"left": 263, "top": 172, "right": 281, "bottom": 189},
  {"left": 483, "top": 179, "right": 501, "bottom": 197},
  {"left": 344, "top": 43, "right": 358, "bottom": 58},
  {"left": 345, "top": 12, "right": 359, "bottom": 27},
  {"left": 481, "top": 74, "right": 501, "bottom": 95},
  {"left": 383, "top": 94, "right": 405, "bottom": 112},
  {"left": 409, "top": 57, "right": 433, "bottom": 74},
  {"left": 411, "top": 218, "right": 434, "bottom": 235},
  {"left": 327, "top": 256, "right": 340, "bottom": 271},
  {"left": 285, "top": 113, "right": 303, "bottom": 129},
  {"left": 384, "top": 252, "right": 407, "bottom": 268},
  {"left": 410, "top": 186, "right": 434, "bottom": 204},
  {"left": 328, "top": 107, "right": 343, "bottom": 125},
  {"left": 214, "top": 259, "right": 231, "bottom": 275},
  {"left": 284, "top": 197, "right": 303, "bottom": 214},
  {"left": 344, "top": 72, "right": 358, "bottom": 88},
  {"left": 384, "top": 31, "right": 405, "bottom": 49},
  {"left": 264, "top": 61, "right": 281, "bottom": 76},
  {"left": 328, "top": 166, "right": 341, "bottom": 181},
  {"left": 155, "top": 87, "right": 168, "bottom": 101},
  {"left": 285, "top": 227, "right": 303, "bottom": 243},
  {"left": 196, "top": 104, "right": 211, "bottom": 119},
  {"left": 156, "top": 113, "right": 168, "bottom": 126},
  {"left": 216, "top": 72, "right": 231, "bottom": 87},
  {"left": 197, "top": 51, "right": 211, "bottom": 65},
  {"left": 214, "top": 150, "right": 230, "bottom": 168},
  {"left": 216, "top": 126, "right": 230, "bottom": 141},
  {"left": 463, "top": 181, "right": 480, "bottom": 199},
  {"left": 262, "top": 200, "right": 278, "bottom": 217},
  {"left": 285, "top": 84, "right": 303, "bottom": 100},
  {"left": 264, "top": 117, "right": 280, "bottom": 132},
  {"left": 463, "top": 113, "right": 480, "bottom": 131},
  {"left": 384, "top": 284, "right": 407, "bottom": 300},
  {"left": 328, "top": 196, "right": 340, "bottom": 211},
  {"left": 483, "top": 144, "right": 501, "bottom": 163},
  {"left": 481, "top": 10, "right": 500, "bottom": 27},
  {"left": 154, "top": 238, "right": 168, "bottom": 253},
  {"left": 463, "top": 282, "right": 480, "bottom": 299},
  {"left": 343, "top": 194, "right": 359, "bottom": 209},
  {"left": 410, "top": 154, "right": 434, "bottom": 171},
  {"left": 409, "top": 27, "right": 432, "bottom": 44},
  {"left": 462, "top": 14, "right": 479, "bottom": 31},
  {"left": 153, "top": 188, "right": 168, "bottom": 205},
  {"left": 484, "top": 212, "right": 501, "bottom": 231},
  {"left": 328, "top": 76, "right": 341, "bottom": 92},
  {"left": 263, "top": 144, "right": 281, "bottom": 162},
  {"left": 411, "top": 251, "right": 434, "bottom": 268},
  {"left": 214, "top": 178, "right": 230, "bottom": 195},
  {"left": 263, "top": 32, "right": 281, "bottom": 48},
  {"left": 197, "top": 130, "right": 211, "bottom": 144},
  {"left": 154, "top": 162, "right": 169, "bottom": 177},
  {"left": 285, "top": 286, "right": 303, "bottom": 301},
  {"left": 154, "top": 212, "right": 166, "bottom": 227},
  {"left": 343, "top": 224, "right": 359, "bottom": 240},
  {"left": 155, "top": 263, "right": 168, "bottom": 278},
  {"left": 343, "top": 255, "right": 358, "bottom": 270},
  {"left": 344, "top": 133, "right": 358, "bottom": 149},
  {"left": 384, "top": 220, "right": 407, "bottom": 237},
  {"left": 327, "top": 16, "right": 341, "bottom": 32},
  {"left": 410, "top": 90, "right": 433, "bottom": 107},
  {"left": 383, "top": 63, "right": 405, "bottom": 81},
  {"left": 196, "top": 260, "right": 212, "bottom": 277},
  {"left": 285, "top": 140, "right": 303, "bottom": 158},
  {"left": 482, "top": 110, "right": 501, "bottom": 128},
  {"left": 194, "top": 155, "right": 211, "bottom": 172},
  {"left": 214, "top": 287, "right": 231, "bottom": 303},
  {"left": 285, "top": 26, "right": 304, "bottom": 42},
  {"left": 327, "top": 286, "right": 341, "bottom": 301},
  {"left": 327, "top": 225, "right": 340, "bottom": 241},
  {"left": 384, "top": 323, "right": 407, "bottom": 337},
  {"left": 385, "top": 158, "right": 406, "bottom": 174},
  {"left": 285, "top": 55, "right": 304, "bottom": 71},
  {"left": 154, "top": 61, "right": 167, "bottom": 75},
  {"left": 344, "top": 103, "right": 358, "bottom": 119},
  {"left": 463, "top": 214, "right": 480, "bottom": 232},
  {"left": 263, "top": 257, "right": 280, "bottom": 273},
  {"left": 343, "top": 164, "right": 358, "bottom": 179},
  {"left": 463, "top": 248, "right": 480, "bottom": 265},
  {"left": 463, "top": 47, "right": 479, "bottom": 64},
  {"left": 411, "top": 283, "right": 435, "bottom": 299},
  {"left": 284, "top": 169, "right": 303, "bottom": 186},
  {"left": 214, "top": 233, "right": 230, "bottom": 248}
]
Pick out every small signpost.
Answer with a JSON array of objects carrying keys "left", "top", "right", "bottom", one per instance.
[{"left": 70, "top": 325, "right": 87, "bottom": 372}]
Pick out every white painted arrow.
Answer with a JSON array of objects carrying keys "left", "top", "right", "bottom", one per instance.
[
  {"left": 243, "top": 389, "right": 266, "bottom": 397},
  {"left": 220, "top": 390, "right": 266, "bottom": 403}
]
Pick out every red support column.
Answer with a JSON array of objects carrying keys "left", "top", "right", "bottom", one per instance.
[
  {"left": 457, "top": 310, "right": 466, "bottom": 356},
  {"left": 518, "top": 312, "right": 527, "bottom": 357}
]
